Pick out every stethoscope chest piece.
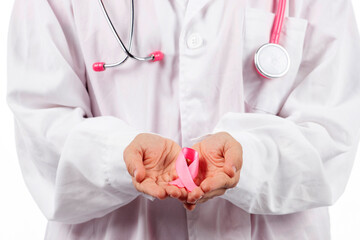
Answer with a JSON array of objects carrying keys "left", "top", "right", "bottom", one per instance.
[{"left": 254, "top": 43, "right": 290, "bottom": 79}]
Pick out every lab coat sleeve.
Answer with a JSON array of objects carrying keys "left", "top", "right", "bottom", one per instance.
[
  {"left": 7, "top": 0, "right": 145, "bottom": 224},
  {"left": 217, "top": 0, "right": 360, "bottom": 214}
]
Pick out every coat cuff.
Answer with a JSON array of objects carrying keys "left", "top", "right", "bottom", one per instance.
[
  {"left": 214, "top": 130, "right": 261, "bottom": 213},
  {"left": 104, "top": 117, "right": 156, "bottom": 201}
]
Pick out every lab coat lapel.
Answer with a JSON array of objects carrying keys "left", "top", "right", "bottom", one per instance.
[{"left": 183, "top": 0, "right": 213, "bottom": 25}]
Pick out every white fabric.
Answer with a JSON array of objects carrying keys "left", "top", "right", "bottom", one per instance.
[{"left": 6, "top": 0, "right": 360, "bottom": 239}]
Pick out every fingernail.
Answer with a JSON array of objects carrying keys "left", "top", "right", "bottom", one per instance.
[
  {"left": 194, "top": 196, "right": 203, "bottom": 202},
  {"left": 194, "top": 196, "right": 203, "bottom": 204},
  {"left": 232, "top": 166, "right": 237, "bottom": 174},
  {"left": 134, "top": 169, "right": 138, "bottom": 178}
]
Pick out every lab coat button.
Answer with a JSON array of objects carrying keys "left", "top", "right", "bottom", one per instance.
[{"left": 187, "top": 33, "right": 203, "bottom": 49}]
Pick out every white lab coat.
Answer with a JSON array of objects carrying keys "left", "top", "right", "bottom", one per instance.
[{"left": 7, "top": 0, "right": 360, "bottom": 239}]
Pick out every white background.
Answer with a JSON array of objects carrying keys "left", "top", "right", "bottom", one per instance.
[{"left": 0, "top": 1, "right": 360, "bottom": 240}]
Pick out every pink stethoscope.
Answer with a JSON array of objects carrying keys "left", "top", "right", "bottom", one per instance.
[{"left": 93, "top": 0, "right": 290, "bottom": 79}]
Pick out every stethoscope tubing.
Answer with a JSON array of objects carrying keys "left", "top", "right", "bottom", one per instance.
[
  {"left": 96, "top": 0, "right": 154, "bottom": 70},
  {"left": 270, "top": 0, "right": 286, "bottom": 44},
  {"left": 97, "top": 0, "right": 132, "bottom": 68}
]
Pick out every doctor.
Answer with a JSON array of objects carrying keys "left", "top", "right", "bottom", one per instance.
[{"left": 7, "top": 0, "right": 360, "bottom": 239}]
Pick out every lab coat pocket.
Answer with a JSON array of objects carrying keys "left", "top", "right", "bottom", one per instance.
[{"left": 243, "top": 7, "right": 308, "bottom": 114}]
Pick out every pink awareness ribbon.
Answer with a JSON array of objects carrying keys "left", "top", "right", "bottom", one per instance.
[{"left": 169, "top": 147, "right": 199, "bottom": 192}]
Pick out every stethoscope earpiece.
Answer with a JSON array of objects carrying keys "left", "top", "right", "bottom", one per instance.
[
  {"left": 150, "top": 51, "right": 165, "bottom": 62},
  {"left": 93, "top": 62, "right": 105, "bottom": 72}
]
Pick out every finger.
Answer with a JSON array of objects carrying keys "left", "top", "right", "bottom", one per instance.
[
  {"left": 178, "top": 187, "right": 188, "bottom": 202},
  {"left": 185, "top": 189, "right": 226, "bottom": 206},
  {"left": 124, "top": 146, "right": 146, "bottom": 182},
  {"left": 187, "top": 187, "right": 204, "bottom": 204},
  {"left": 196, "top": 188, "right": 226, "bottom": 204},
  {"left": 165, "top": 185, "right": 182, "bottom": 199},
  {"left": 133, "top": 178, "right": 167, "bottom": 200},
  {"left": 223, "top": 142, "right": 243, "bottom": 178},
  {"left": 200, "top": 173, "right": 232, "bottom": 193}
]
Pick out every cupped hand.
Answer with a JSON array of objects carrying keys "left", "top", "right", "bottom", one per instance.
[
  {"left": 123, "top": 133, "right": 186, "bottom": 200},
  {"left": 184, "top": 132, "right": 243, "bottom": 210}
]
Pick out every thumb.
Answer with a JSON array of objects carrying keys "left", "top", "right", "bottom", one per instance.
[{"left": 123, "top": 146, "right": 146, "bottom": 182}]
